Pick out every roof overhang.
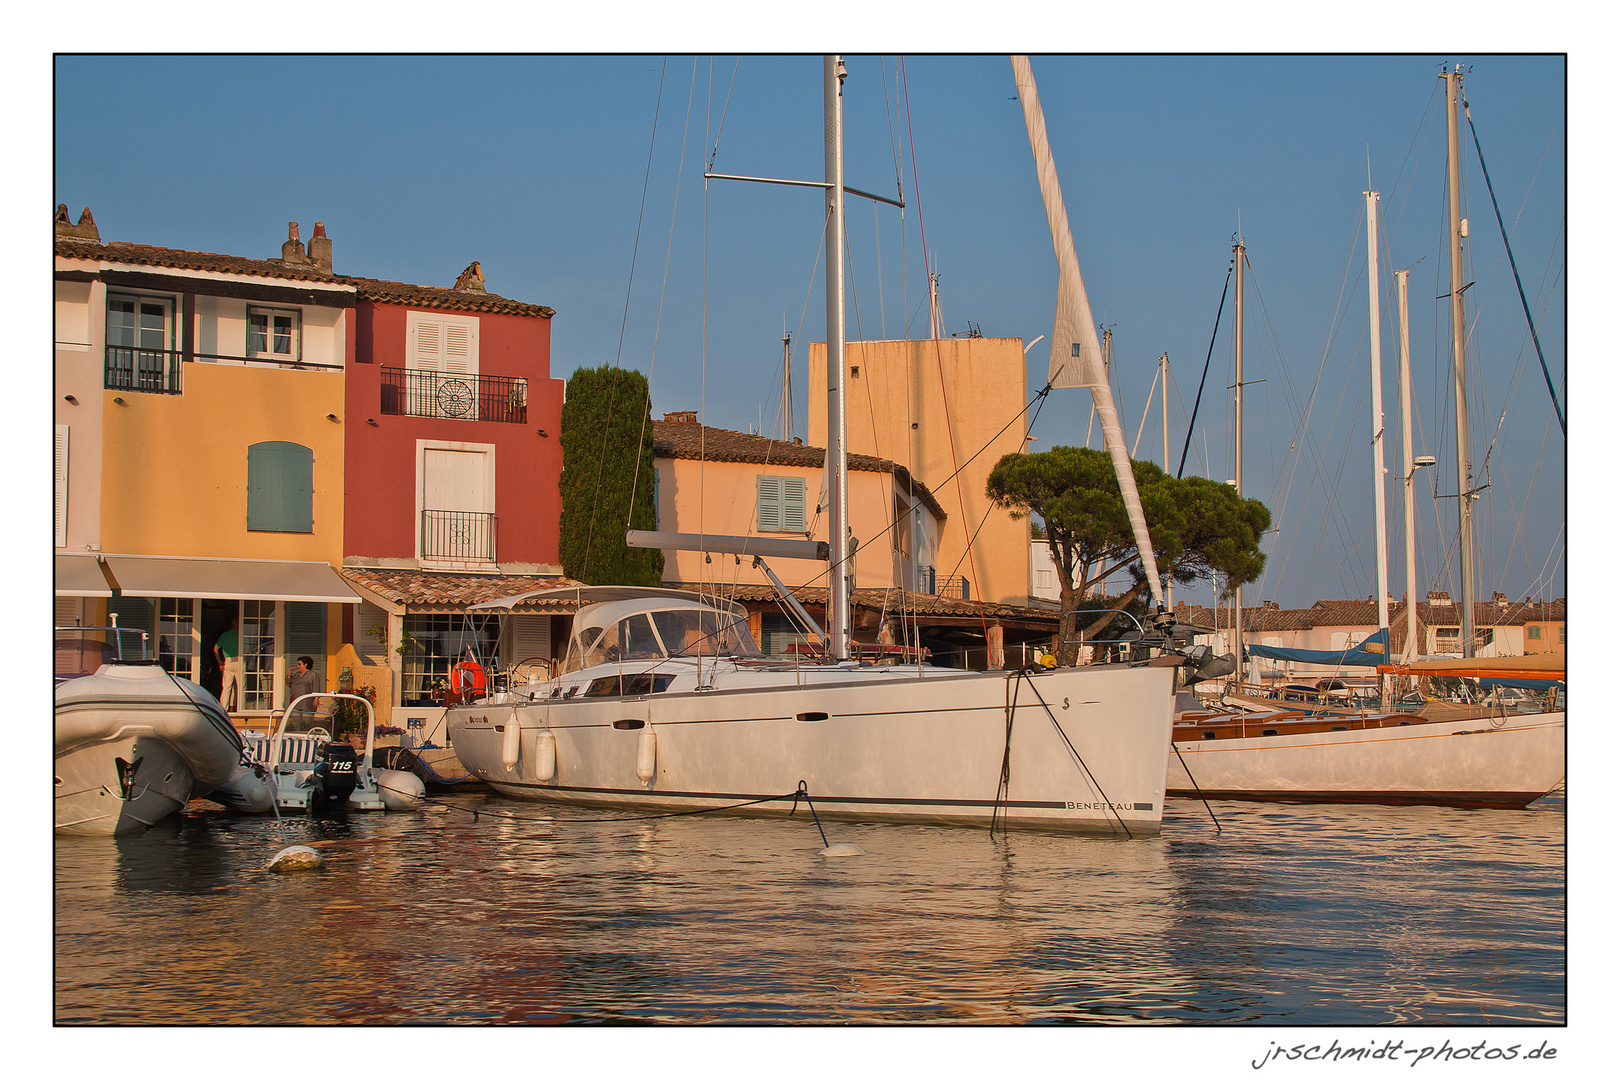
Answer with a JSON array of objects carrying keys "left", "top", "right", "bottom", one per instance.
[{"left": 96, "top": 554, "right": 361, "bottom": 603}]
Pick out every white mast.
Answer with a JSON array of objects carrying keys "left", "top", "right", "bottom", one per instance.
[
  {"left": 1364, "top": 190, "right": 1391, "bottom": 659},
  {"left": 1010, "top": 55, "right": 1164, "bottom": 613},
  {"left": 825, "top": 55, "right": 852, "bottom": 661},
  {"left": 1232, "top": 239, "right": 1245, "bottom": 679},
  {"left": 1442, "top": 65, "right": 1477, "bottom": 657},
  {"left": 1160, "top": 352, "right": 1172, "bottom": 609},
  {"left": 1395, "top": 269, "right": 1422, "bottom": 665}
]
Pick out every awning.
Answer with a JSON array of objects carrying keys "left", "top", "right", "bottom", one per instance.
[
  {"left": 55, "top": 553, "right": 116, "bottom": 597},
  {"left": 99, "top": 554, "right": 361, "bottom": 603}
]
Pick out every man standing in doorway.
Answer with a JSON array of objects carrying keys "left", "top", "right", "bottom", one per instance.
[{"left": 216, "top": 614, "right": 241, "bottom": 712}]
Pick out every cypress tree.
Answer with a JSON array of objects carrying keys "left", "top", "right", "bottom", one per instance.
[{"left": 557, "top": 365, "right": 665, "bottom": 586}]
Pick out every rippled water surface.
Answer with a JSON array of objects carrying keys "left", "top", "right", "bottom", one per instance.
[{"left": 54, "top": 791, "right": 1564, "bottom": 1025}]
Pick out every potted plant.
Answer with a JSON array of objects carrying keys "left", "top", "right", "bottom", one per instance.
[{"left": 330, "top": 683, "right": 378, "bottom": 747}]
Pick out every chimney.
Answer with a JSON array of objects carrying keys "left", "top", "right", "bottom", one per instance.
[
  {"left": 454, "top": 261, "right": 486, "bottom": 292},
  {"left": 281, "top": 221, "right": 308, "bottom": 264},
  {"left": 54, "top": 204, "right": 99, "bottom": 241},
  {"left": 663, "top": 410, "right": 697, "bottom": 425},
  {"left": 307, "top": 221, "right": 332, "bottom": 273},
  {"left": 1427, "top": 590, "right": 1452, "bottom": 605}
]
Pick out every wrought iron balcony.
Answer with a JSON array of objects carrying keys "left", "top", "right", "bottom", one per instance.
[
  {"left": 381, "top": 368, "right": 528, "bottom": 423},
  {"left": 421, "top": 509, "right": 497, "bottom": 562},
  {"left": 104, "top": 346, "right": 183, "bottom": 394}
]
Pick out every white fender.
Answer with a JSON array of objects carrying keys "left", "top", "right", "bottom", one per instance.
[
  {"left": 533, "top": 730, "right": 557, "bottom": 782},
  {"left": 375, "top": 769, "right": 426, "bottom": 809},
  {"left": 635, "top": 726, "right": 657, "bottom": 783},
  {"left": 500, "top": 717, "right": 521, "bottom": 770}
]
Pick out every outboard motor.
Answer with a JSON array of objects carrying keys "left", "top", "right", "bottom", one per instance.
[
  {"left": 1180, "top": 644, "right": 1237, "bottom": 685},
  {"left": 309, "top": 741, "right": 359, "bottom": 813}
]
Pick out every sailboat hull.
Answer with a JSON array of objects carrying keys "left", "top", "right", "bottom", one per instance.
[
  {"left": 1167, "top": 708, "right": 1565, "bottom": 809},
  {"left": 449, "top": 663, "right": 1176, "bottom": 836}
]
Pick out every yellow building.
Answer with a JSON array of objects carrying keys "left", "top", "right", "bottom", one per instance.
[
  {"left": 808, "top": 336, "right": 1031, "bottom": 606},
  {"left": 54, "top": 209, "right": 361, "bottom": 720}
]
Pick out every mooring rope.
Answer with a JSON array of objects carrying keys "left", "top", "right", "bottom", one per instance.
[
  {"left": 1170, "top": 742, "right": 1222, "bottom": 834},
  {"left": 1016, "top": 671, "right": 1133, "bottom": 839}
]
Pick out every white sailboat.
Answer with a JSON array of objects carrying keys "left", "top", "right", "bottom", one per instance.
[
  {"left": 1166, "top": 69, "right": 1564, "bottom": 808},
  {"left": 443, "top": 57, "right": 1177, "bottom": 836}
]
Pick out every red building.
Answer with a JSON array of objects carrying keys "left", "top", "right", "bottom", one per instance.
[{"left": 338, "top": 258, "right": 568, "bottom": 713}]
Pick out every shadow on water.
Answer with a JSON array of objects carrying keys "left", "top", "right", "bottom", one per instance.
[{"left": 54, "top": 790, "right": 1564, "bottom": 1025}]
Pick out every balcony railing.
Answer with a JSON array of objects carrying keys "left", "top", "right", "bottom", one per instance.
[
  {"left": 422, "top": 510, "right": 497, "bottom": 562},
  {"left": 105, "top": 346, "right": 182, "bottom": 394},
  {"left": 381, "top": 368, "right": 528, "bottom": 423}
]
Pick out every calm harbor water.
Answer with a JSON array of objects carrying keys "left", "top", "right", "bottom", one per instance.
[{"left": 53, "top": 789, "right": 1564, "bottom": 1027}]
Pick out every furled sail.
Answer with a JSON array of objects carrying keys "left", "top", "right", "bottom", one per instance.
[{"left": 1012, "top": 55, "right": 1164, "bottom": 608}]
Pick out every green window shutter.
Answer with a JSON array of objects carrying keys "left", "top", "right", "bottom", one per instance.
[
  {"left": 783, "top": 477, "right": 807, "bottom": 532},
  {"left": 757, "top": 475, "right": 782, "bottom": 532},
  {"left": 285, "top": 601, "right": 327, "bottom": 683},
  {"left": 247, "top": 441, "right": 314, "bottom": 533}
]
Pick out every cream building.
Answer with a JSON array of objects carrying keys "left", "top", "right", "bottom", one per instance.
[{"left": 808, "top": 336, "right": 1031, "bottom": 606}]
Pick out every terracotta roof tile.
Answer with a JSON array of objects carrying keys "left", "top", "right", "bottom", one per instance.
[
  {"left": 652, "top": 420, "right": 947, "bottom": 521},
  {"left": 56, "top": 237, "right": 555, "bottom": 319},
  {"left": 340, "top": 568, "right": 585, "bottom": 611},
  {"left": 678, "top": 583, "right": 1059, "bottom": 624}
]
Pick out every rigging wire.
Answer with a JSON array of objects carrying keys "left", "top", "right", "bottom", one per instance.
[{"left": 899, "top": 57, "right": 990, "bottom": 643}]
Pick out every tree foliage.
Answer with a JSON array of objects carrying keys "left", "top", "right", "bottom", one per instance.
[
  {"left": 987, "top": 445, "right": 1270, "bottom": 661},
  {"left": 558, "top": 365, "right": 664, "bottom": 586}
]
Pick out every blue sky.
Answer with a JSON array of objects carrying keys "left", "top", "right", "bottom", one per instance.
[{"left": 50, "top": 50, "right": 1568, "bottom": 608}]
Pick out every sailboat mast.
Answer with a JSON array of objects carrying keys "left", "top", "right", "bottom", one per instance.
[
  {"left": 1161, "top": 352, "right": 1172, "bottom": 609},
  {"left": 824, "top": 55, "right": 852, "bottom": 661},
  {"left": 1232, "top": 239, "right": 1245, "bottom": 679},
  {"left": 1443, "top": 66, "right": 1477, "bottom": 657},
  {"left": 1395, "top": 269, "right": 1421, "bottom": 665},
  {"left": 1365, "top": 190, "right": 1391, "bottom": 647},
  {"left": 780, "top": 330, "right": 794, "bottom": 443}
]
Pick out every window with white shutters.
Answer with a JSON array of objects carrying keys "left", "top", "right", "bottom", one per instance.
[
  {"left": 54, "top": 425, "right": 68, "bottom": 548},
  {"left": 756, "top": 475, "right": 807, "bottom": 533},
  {"left": 406, "top": 310, "right": 481, "bottom": 418}
]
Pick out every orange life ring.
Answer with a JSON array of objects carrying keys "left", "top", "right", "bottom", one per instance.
[{"left": 451, "top": 661, "right": 486, "bottom": 696}]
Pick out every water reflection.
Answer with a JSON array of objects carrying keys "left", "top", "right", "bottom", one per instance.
[{"left": 54, "top": 792, "right": 1563, "bottom": 1025}]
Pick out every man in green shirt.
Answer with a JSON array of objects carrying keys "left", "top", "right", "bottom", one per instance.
[{"left": 215, "top": 614, "right": 241, "bottom": 712}]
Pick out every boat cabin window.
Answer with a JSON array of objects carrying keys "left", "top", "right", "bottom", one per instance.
[
  {"left": 561, "top": 601, "right": 763, "bottom": 674},
  {"left": 649, "top": 609, "right": 759, "bottom": 657},
  {"left": 561, "top": 625, "right": 605, "bottom": 675}
]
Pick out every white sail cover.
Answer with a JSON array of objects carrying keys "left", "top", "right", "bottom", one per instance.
[{"left": 1012, "top": 55, "right": 1164, "bottom": 607}]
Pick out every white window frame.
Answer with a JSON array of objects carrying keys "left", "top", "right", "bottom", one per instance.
[
  {"left": 406, "top": 310, "right": 481, "bottom": 419},
  {"left": 247, "top": 305, "right": 301, "bottom": 361},
  {"left": 415, "top": 439, "right": 497, "bottom": 567}
]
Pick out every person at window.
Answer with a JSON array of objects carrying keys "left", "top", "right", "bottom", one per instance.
[
  {"left": 288, "top": 656, "right": 320, "bottom": 719},
  {"left": 215, "top": 614, "right": 241, "bottom": 712}
]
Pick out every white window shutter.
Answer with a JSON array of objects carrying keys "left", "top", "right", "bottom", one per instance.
[
  {"left": 357, "top": 601, "right": 389, "bottom": 664},
  {"left": 54, "top": 425, "right": 69, "bottom": 548},
  {"left": 412, "top": 320, "right": 443, "bottom": 371},
  {"left": 444, "top": 321, "right": 474, "bottom": 375}
]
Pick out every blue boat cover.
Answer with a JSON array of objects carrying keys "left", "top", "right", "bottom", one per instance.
[{"left": 1245, "top": 628, "right": 1390, "bottom": 668}]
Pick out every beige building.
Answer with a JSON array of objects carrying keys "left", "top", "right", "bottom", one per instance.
[
  {"left": 649, "top": 414, "right": 946, "bottom": 596},
  {"left": 808, "top": 336, "right": 1031, "bottom": 606}
]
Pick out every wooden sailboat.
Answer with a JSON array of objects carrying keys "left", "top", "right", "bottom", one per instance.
[{"left": 1166, "top": 69, "right": 1564, "bottom": 808}]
